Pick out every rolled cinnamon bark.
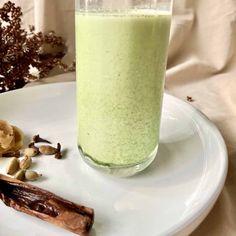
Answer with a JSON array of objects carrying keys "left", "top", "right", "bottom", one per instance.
[{"left": 0, "top": 174, "right": 94, "bottom": 236}]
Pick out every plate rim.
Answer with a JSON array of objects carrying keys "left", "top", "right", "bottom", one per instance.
[{"left": 162, "top": 92, "right": 228, "bottom": 235}]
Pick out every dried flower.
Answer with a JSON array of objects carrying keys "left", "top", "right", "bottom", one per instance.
[{"left": 0, "top": 1, "right": 75, "bottom": 93}]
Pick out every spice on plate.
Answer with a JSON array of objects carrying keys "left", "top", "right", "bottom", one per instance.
[
  {"left": 0, "top": 120, "right": 24, "bottom": 156},
  {"left": 54, "top": 143, "right": 62, "bottom": 159},
  {"left": 33, "top": 135, "right": 51, "bottom": 144},
  {"left": 0, "top": 120, "right": 14, "bottom": 150},
  {"left": 25, "top": 170, "right": 42, "bottom": 181},
  {"left": 12, "top": 126, "right": 24, "bottom": 152},
  {"left": 14, "top": 169, "right": 25, "bottom": 181},
  {"left": 24, "top": 147, "right": 39, "bottom": 157},
  {"left": 6, "top": 157, "right": 19, "bottom": 175},
  {"left": 2, "top": 150, "right": 21, "bottom": 158},
  {"left": 19, "top": 156, "right": 32, "bottom": 170},
  {"left": 55, "top": 152, "right": 62, "bottom": 159},
  {"left": 187, "top": 96, "right": 194, "bottom": 102},
  {"left": 0, "top": 174, "right": 94, "bottom": 236},
  {"left": 1, "top": 121, "right": 65, "bottom": 182},
  {"left": 39, "top": 145, "right": 58, "bottom": 155}
]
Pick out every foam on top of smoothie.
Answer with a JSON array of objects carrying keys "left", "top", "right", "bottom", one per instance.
[{"left": 76, "top": 9, "right": 171, "bottom": 17}]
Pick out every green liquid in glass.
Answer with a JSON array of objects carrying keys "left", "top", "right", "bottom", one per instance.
[{"left": 76, "top": 11, "right": 171, "bottom": 166}]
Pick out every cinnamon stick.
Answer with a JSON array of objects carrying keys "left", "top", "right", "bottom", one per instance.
[{"left": 0, "top": 174, "right": 94, "bottom": 235}]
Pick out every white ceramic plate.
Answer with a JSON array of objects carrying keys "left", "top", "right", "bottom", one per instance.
[{"left": 0, "top": 82, "right": 227, "bottom": 236}]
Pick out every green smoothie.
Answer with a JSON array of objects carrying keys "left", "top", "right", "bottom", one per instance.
[{"left": 76, "top": 11, "right": 171, "bottom": 166}]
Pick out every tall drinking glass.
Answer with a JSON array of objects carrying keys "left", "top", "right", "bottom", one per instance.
[{"left": 76, "top": 0, "right": 172, "bottom": 177}]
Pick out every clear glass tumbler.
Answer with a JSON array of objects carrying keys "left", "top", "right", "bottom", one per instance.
[{"left": 75, "top": 0, "right": 172, "bottom": 177}]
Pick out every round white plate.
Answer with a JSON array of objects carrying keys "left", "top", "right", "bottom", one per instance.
[{"left": 0, "top": 82, "right": 227, "bottom": 236}]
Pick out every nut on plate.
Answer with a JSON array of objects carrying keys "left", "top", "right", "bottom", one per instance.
[
  {"left": 0, "top": 120, "right": 24, "bottom": 156},
  {"left": 11, "top": 126, "right": 24, "bottom": 151},
  {"left": 0, "top": 120, "right": 14, "bottom": 151}
]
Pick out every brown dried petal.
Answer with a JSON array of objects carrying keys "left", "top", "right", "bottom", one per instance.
[{"left": 0, "top": 2, "right": 73, "bottom": 93}]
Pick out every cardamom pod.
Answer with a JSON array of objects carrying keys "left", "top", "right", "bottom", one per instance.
[
  {"left": 39, "top": 145, "right": 57, "bottom": 155},
  {"left": 24, "top": 147, "right": 39, "bottom": 157},
  {"left": 20, "top": 156, "right": 32, "bottom": 170},
  {"left": 14, "top": 169, "right": 25, "bottom": 181},
  {"left": 25, "top": 170, "right": 42, "bottom": 181},
  {"left": 6, "top": 157, "right": 19, "bottom": 175}
]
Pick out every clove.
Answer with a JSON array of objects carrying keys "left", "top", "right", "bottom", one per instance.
[
  {"left": 28, "top": 142, "right": 35, "bottom": 148},
  {"left": 2, "top": 151, "right": 21, "bottom": 158},
  {"left": 55, "top": 152, "right": 62, "bottom": 159},
  {"left": 33, "top": 135, "right": 51, "bottom": 144},
  {"left": 54, "top": 143, "right": 62, "bottom": 159}
]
